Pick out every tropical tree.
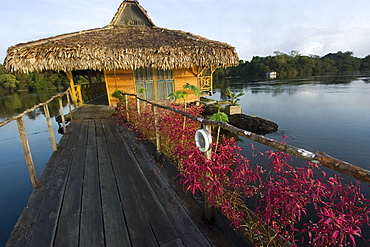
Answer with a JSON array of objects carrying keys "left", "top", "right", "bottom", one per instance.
[{"left": 0, "top": 74, "right": 20, "bottom": 92}]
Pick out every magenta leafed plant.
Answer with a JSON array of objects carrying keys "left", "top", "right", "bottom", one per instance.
[{"left": 112, "top": 98, "right": 370, "bottom": 246}]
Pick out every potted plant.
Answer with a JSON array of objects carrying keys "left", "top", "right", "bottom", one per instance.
[{"left": 224, "top": 88, "right": 244, "bottom": 115}]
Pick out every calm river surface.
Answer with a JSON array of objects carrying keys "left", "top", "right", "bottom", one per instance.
[
  {"left": 213, "top": 74, "right": 370, "bottom": 171},
  {"left": 0, "top": 74, "right": 370, "bottom": 245},
  {"left": 0, "top": 91, "right": 72, "bottom": 246}
]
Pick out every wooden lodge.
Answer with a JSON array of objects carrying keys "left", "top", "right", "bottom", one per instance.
[{"left": 4, "top": 0, "right": 239, "bottom": 106}]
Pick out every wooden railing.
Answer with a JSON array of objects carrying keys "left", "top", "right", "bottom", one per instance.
[
  {"left": 80, "top": 82, "right": 106, "bottom": 102},
  {"left": 120, "top": 92, "right": 370, "bottom": 245},
  {"left": 0, "top": 88, "right": 73, "bottom": 188},
  {"left": 121, "top": 93, "right": 370, "bottom": 184},
  {"left": 198, "top": 76, "right": 213, "bottom": 93}
]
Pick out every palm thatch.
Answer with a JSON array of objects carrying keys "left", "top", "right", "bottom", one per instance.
[{"left": 4, "top": 0, "right": 239, "bottom": 74}]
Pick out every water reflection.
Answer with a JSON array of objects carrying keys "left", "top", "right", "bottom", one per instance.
[
  {"left": 0, "top": 90, "right": 67, "bottom": 120},
  {"left": 0, "top": 90, "right": 72, "bottom": 246}
]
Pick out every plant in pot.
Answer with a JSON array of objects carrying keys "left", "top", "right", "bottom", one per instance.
[{"left": 225, "top": 88, "right": 244, "bottom": 115}]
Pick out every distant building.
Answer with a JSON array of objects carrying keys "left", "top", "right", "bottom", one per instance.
[{"left": 266, "top": 71, "right": 277, "bottom": 79}]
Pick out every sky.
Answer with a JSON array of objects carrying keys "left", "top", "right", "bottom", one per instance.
[{"left": 1, "top": 0, "right": 370, "bottom": 63}]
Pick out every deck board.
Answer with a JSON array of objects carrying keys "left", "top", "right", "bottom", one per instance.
[
  {"left": 6, "top": 101, "right": 238, "bottom": 247},
  {"left": 97, "top": 119, "right": 131, "bottom": 247}
]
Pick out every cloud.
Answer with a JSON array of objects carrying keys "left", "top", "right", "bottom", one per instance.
[{"left": 300, "top": 42, "right": 324, "bottom": 56}]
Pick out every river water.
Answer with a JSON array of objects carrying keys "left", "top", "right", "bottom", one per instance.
[
  {"left": 0, "top": 74, "right": 370, "bottom": 245},
  {"left": 0, "top": 91, "right": 72, "bottom": 246},
  {"left": 214, "top": 74, "right": 370, "bottom": 171}
]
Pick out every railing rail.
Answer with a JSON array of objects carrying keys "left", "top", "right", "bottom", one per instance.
[
  {"left": 122, "top": 92, "right": 370, "bottom": 184},
  {"left": 0, "top": 88, "right": 73, "bottom": 188}
]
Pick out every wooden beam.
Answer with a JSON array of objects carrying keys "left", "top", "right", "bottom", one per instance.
[
  {"left": 66, "top": 71, "right": 78, "bottom": 108},
  {"left": 103, "top": 70, "right": 112, "bottom": 106}
]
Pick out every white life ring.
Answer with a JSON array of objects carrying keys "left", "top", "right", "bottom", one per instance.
[{"left": 195, "top": 128, "right": 212, "bottom": 152}]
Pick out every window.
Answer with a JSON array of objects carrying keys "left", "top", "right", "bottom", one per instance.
[{"left": 134, "top": 67, "right": 174, "bottom": 101}]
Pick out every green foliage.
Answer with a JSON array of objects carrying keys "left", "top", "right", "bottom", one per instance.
[
  {"left": 209, "top": 110, "right": 229, "bottom": 122},
  {"left": 225, "top": 88, "right": 244, "bottom": 106},
  {"left": 0, "top": 74, "right": 20, "bottom": 92},
  {"left": 360, "top": 55, "right": 370, "bottom": 71},
  {"left": 138, "top": 87, "right": 148, "bottom": 94},
  {"left": 29, "top": 73, "right": 48, "bottom": 90},
  {"left": 76, "top": 75, "right": 89, "bottom": 85},
  {"left": 112, "top": 89, "right": 126, "bottom": 102},
  {"left": 0, "top": 64, "right": 6, "bottom": 75},
  {"left": 214, "top": 51, "right": 369, "bottom": 79},
  {"left": 183, "top": 83, "right": 200, "bottom": 96},
  {"left": 0, "top": 63, "right": 69, "bottom": 94},
  {"left": 209, "top": 110, "right": 229, "bottom": 152},
  {"left": 167, "top": 90, "right": 188, "bottom": 101}
]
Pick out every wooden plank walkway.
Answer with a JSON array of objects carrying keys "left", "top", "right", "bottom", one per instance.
[{"left": 6, "top": 99, "right": 238, "bottom": 247}]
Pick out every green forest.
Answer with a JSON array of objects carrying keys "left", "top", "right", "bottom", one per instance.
[
  {"left": 0, "top": 64, "right": 69, "bottom": 95},
  {"left": 214, "top": 50, "right": 370, "bottom": 79}
]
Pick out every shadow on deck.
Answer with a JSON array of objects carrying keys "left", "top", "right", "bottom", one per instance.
[{"left": 7, "top": 97, "right": 249, "bottom": 246}]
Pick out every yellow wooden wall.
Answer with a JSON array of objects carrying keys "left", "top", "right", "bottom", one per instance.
[
  {"left": 174, "top": 67, "right": 199, "bottom": 103},
  {"left": 105, "top": 67, "right": 199, "bottom": 106},
  {"left": 105, "top": 69, "right": 135, "bottom": 106}
]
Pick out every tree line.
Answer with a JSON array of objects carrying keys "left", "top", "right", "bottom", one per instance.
[
  {"left": 0, "top": 63, "right": 69, "bottom": 95},
  {"left": 215, "top": 51, "right": 370, "bottom": 79},
  {"left": 2, "top": 50, "right": 369, "bottom": 93}
]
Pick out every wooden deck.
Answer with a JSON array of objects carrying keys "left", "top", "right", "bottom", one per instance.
[{"left": 6, "top": 98, "right": 241, "bottom": 247}]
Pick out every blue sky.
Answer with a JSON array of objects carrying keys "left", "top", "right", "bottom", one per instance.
[{"left": 1, "top": 0, "right": 370, "bottom": 63}]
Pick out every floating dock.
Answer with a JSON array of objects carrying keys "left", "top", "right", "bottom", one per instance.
[{"left": 6, "top": 99, "right": 239, "bottom": 247}]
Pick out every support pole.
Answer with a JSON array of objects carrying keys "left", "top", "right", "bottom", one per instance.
[
  {"left": 16, "top": 117, "right": 38, "bottom": 188},
  {"left": 136, "top": 98, "right": 141, "bottom": 116},
  {"left": 43, "top": 104, "right": 57, "bottom": 151},
  {"left": 66, "top": 91, "right": 73, "bottom": 121},
  {"left": 103, "top": 70, "right": 112, "bottom": 106},
  {"left": 152, "top": 105, "right": 161, "bottom": 160},
  {"left": 125, "top": 95, "right": 130, "bottom": 122},
  {"left": 66, "top": 71, "right": 78, "bottom": 108},
  {"left": 75, "top": 84, "right": 83, "bottom": 105},
  {"left": 58, "top": 97, "right": 67, "bottom": 134},
  {"left": 203, "top": 124, "right": 214, "bottom": 224}
]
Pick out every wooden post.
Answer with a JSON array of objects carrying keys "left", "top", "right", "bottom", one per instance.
[
  {"left": 125, "top": 95, "right": 130, "bottom": 122},
  {"left": 152, "top": 105, "right": 161, "bottom": 160},
  {"left": 136, "top": 98, "right": 141, "bottom": 115},
  {"left": 58, "top": 97, "right": 67, "bottom": 134},
  {"left": 75, "top": 84, "right": 83, "bottom": 105},
  {"left": 66, "top": 91, "right": 73, "bottom": 121},
  {"left": 16, "top": 117, "right": 38, "bottom": 188},
  {"left": 204, "top": 125, "right": 212, "bottom": 160},
  {"left": 203, "top": 124, "right": 214, "bottom": 224},
  {"left": 43, "top": 104, "right": 57, "bottom": 151},
  {"left": 103, "top": 70, "right": 112, "bottom": 106},
  {"left": 66, "top": 71, "right": 78, "bottom": 108}
]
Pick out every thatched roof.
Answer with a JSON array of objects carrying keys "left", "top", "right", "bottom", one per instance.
[{"left": 4, "top": 0, "right": 239, "bottom": 74}]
